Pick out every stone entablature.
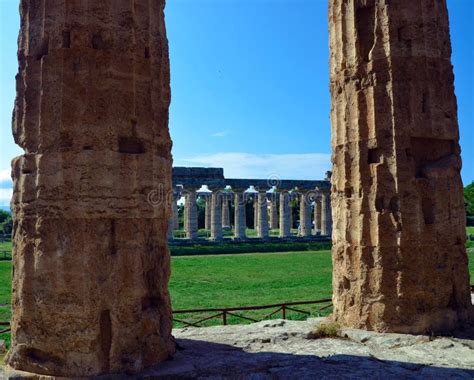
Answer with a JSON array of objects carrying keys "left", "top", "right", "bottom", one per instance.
[
  {"left": 172, "top": 166, "right": 330, "bottom": 192},
  {"left": 169, "top": 167, "right": 332, "bottom": 241}
]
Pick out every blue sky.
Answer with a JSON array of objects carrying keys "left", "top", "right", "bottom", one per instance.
[{"left": 0, "top": 0, "right": 473, "bottom": 206}]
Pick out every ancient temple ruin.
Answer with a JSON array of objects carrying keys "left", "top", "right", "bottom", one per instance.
[
  {"left": 168, "top": 167, "right": 332, "bottom": 241},
  {"left": 4, "top": 0, "right": 473, "bottom": 377},
  {"left": 329, "top": 0, "right": 472, "bottom": 333},
  {"left": 7, "top": 0, "right": 175, "bottom": 376}
]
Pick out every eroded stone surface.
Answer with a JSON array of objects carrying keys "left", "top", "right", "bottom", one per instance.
[
  {"left": 329, "top": 0, "right": 473, "bottom": 333},
  {"left": 4, "top": 319, "right": 472, "bottom": 379},
  {"left": 8, "top": 0, "right": 174, "bottom": 376}
]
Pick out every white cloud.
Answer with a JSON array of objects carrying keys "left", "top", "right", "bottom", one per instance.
[
  {"left": 210, "top": 131, "right": 228, "bottom": 138},
  {"left": 0, "top": 168, "right": 12, "bottom": 189},
  {"left": 0, "top": 188, "right": 12, "bottom": 207},
  {"left": 175, "top": 152, "right": 331, "bottom": 180},
  {"left": 0, "top": 169, "right": 10, "bottom": 181}
]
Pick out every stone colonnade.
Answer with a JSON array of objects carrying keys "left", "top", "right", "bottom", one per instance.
[{"left": 169, "top": 185, "right": 332, "bottom": 241}]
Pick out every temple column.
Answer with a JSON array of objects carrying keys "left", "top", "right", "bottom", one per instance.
[
  {"left": 279, "top": 192, "right": 291, "bottom": 238},
  {"left": 320, "top": 191, "right": 332, "bottom": 237},
  {"left": 210, "top": 192, "right": 223, "bottom": 241},
  {"left": 289, "top": 203, "right": 293, "bottom": 231},
  {"left": 314, "top": 198, "right": 322, "bottom": 235},
  {"left": 253, "top": 198, "right": 259, "bottom": 231},
  {"left": 257, "top": 193, "right": 269, "bottom": 239},
  {"left": 168, "top": 193, "right": 177, "bottom": 240},
  {"left": 204, "top": 195, "right": 211, "bottom": 230},
  {"left": 172, "top": 195, "right": 179, "bottom": 229},
  {"left": 269, "top": 195, "right": 279, "bottom": 229},
  {"left": 233, "top": 192, "right": 246, "bottom": 240},
  {"left": 222, "top": 195, "right": 231, "bottom": 228},
  {"left": 184, "top": 191, "right": 198, "bottom": 240},
  {"left": 329, "top": 0, "right": 472, "bottom": 332},
  {"left": 299, "top": 193, "right": 312, "bottom": 237},
  {"left": 167, "top": 217, "right": 174, "bottom": 240},
  {"left": 7, "top": 0, "right": 174, "bottom": 375}
]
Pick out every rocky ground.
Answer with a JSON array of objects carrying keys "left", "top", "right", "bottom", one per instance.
[{"left": 2, "top": 318, "right": 473, "bottom": 379}]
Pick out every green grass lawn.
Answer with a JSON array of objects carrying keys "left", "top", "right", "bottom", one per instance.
[
  {"left": 0, "top": 241, "right": 11, "bottom": 252},
  {"left": 0, "top": 262, "right": 12, "bottom": 348},
  {"left": 170, "top": 250, "right": 333, "bottom": 326},
  {"left": 170, "top": 251, "right": 332, "bottom": 309}
]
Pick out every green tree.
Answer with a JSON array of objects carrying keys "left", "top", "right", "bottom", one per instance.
[
  {"left": 465, "top": 182, "right": 474, "bottom": 216},
  {"left": 0, "top": 210, "right": 12, "bottom": 235}
]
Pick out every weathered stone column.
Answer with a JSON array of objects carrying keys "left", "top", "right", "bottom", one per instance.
[
  {"left": 210, "top": 192, "right": 223, "bottom": 241},
  {"left": 222, "top": 195, "right": 231, "bottom": 228},
  {"left": 330, "top": 0, "right": 472, "bottom": 333},
  {"left": 184, "top": 191, "right": 198, "bottom": 240},
  {"left": 172, "top": 194, "right": 179, "bottom": 229},
  {"left": 257, "top": 193, "right": 269, "bottom": 239},
  {"left": 289, "top": 202, "right": 294, "bottom": 230},
  {"left": 233, "top": 192, "right": 246, "bottom": 240},
  {"left": 167, "top": 218, "right": 174, "bottom": 239},
  {"left": 7, "top": 0, "right": 175, "bottom": 376},
  {"left": 320, "top": 191, "right": 332, "bottom": 237},
  {"left": 253, "top": 198, "right": 259, "bottom": 231},
  {"left": 204, "top": 195, "right": 211, "bottom": 230},
  {"left": 279, "top": 192, "right": 291, "bottom": 238},
  {"left": 269, "top": 195, "right": 279, "bottom": 229},
  {"left": 299, "top": 193, "right": 312, "bottom": 237},
  {"left": 314, "top": 198, "right": 322, "bottom": 235}
]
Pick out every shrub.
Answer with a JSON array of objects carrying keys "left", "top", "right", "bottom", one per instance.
[{"left": 308, "top": 321, "right": 341, "bottom": 339}]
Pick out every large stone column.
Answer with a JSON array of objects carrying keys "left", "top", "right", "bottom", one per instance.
[
  {"left": 330, "top": 0, "right": 472, "bottom": 333},
  {"left": 279, "top": 192, "right": 291, "bottom": 238},
  {"left": 314, "top": 198, "right": 322, "bottom": 235},
  {"left": 204, "top": 195, "right": 211, "bottom": 230},
  {"left": 7, "top": 0, "right": 175, "bottom": 376},
  {"left": 289, "top": 201, "right": 294, "bottom": 230},
  {"left": 233, "top": 192, "right": 246, "bottom": 240},
  {"left": 167, "top": 218, "right": 174, "bottom": 240},
  {"left": 269, "top": 195, "right": 279, "bottom": 230},
  {"left": 210, "top": 192, "right": 223, "bottom": 241},
  {"left": 253, "top": 197, "right": 259, "bottom": 231},
  {"left": 320, "top": 191, "right": 332, "bottom": 237},
  {"left": 299, "top": 193, "right": 312, "bottom": 237},
  {"left": 221, "top": 195, "right": 231, "bottom": 228},
  {"left": 184, "top": 191, "right": 198, "bottom": 240},
  {"left": 257, "top": 193, "right": 269, "bottom": 239},
  {"left": 172, "top": 194, "right": 179, "bottom": 229}
]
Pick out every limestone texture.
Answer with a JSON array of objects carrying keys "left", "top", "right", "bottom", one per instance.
[
  {"left": 210, "top": 192, "right": 223, "bottom": 241},
  {"left": 269, "top": 196, "right": 279, "bottom": 230},
  {"left": 279, "top": 193, "right": 291, "bottom": 238},
  {"left": 299, "top": 193, "right": 312, "bottom": 237},
  {"left": 8, "top": 0, "right": 175, "bottom": 376},
  {"left": 204, "top": 195, "right": 212, "bottom": 230},
  {"left": 329, "top": 0, "right": 472, "bottom": 333},
  {"left": 320, "top": 191, "right": 332, "bottom": 237},
  {"left": 233, "top": 193, "right": 246, "bottom": 240},
  {"left": 184, "top": 191, "right": 198, "bottom": 240},
  {"left": 257, "top": 193, "right": 269, "bottom": 239},
  {"left": 221, "top": 195, "right": 231, "bottom": 228},
  {"left": 314, "top": 199, "right": 322, "bottom": 235}
]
